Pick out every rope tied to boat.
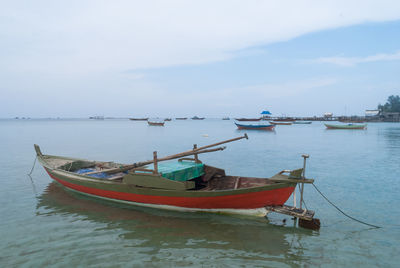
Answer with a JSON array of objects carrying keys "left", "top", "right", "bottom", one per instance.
[
  {"left": 28, "top": 155, "right": 37, "bottom": 175},
  {"left": 312, "top": 183, "right": 381, "bottom": 228}
]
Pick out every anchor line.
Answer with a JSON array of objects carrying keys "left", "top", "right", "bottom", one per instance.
[
  {"left": 28, "top": 156, "right": 37, "bottom": 175},
  {"left": 312, "top": 183, "right": 381, "bottom": 228}
]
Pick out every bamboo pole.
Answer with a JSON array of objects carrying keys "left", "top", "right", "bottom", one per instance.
[
  {"left": 83, "top": 146, "right": 226, "bottom": 175},
  {"left": 83, "top": 134, "right": 248, "bottom": 176}
]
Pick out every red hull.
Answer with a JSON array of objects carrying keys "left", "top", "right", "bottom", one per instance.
[{"left": 47, "top": 171, "right": 294, "bottom": 209}]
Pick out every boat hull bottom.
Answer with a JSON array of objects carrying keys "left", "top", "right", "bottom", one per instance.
[{"left": 59, "top": 182, "right": 270, "bottom": 217}]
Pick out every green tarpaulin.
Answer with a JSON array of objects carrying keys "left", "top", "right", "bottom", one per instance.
[
  {"left": 137, "top": 161, "right": 204, "bottom": 181},
  {"left": 158, "top": 161, "right": 204, "bottom": 181}
]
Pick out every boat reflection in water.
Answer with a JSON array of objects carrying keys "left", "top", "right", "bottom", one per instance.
[{"left": 37, "top": 182, "right": 317, "bottom": 260}]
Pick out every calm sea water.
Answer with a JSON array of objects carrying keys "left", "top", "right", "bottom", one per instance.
[{"left": 1, "top": 119, "right": 399, "bottom": 267}]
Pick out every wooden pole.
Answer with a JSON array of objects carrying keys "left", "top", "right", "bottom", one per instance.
[
  {"left": 193, "top": 144, "right": 198, "bottom": 163},
  {"left": 153, "top": 151, "right": 158, "bottom": 174},
  {"left": 83, "top": 146, "right": 226, "bottom": 176},
  {"left": 195, "top": 133, "right": 248, "bottom": 151},
  {"left": 83, "top": 135, "right": 248, "bottom": 176},
  {"left": 299, "top": 154, "right": 309, "bottom": 210}
]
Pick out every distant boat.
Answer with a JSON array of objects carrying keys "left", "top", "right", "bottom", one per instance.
[
  {"left": 234, "top": 118, "right": 261, "bottom": 121},
  {"left": 175, "top": 117, "right": 187, "bottom": 120},
  {"left": 89, "top": 116, "right": 104, "bottom": 120},
  {"left": 293, "top": 121, "right": 312, "bottom": 124},
  {"left": 235, "top": 123, "right": 275, "bottom": 131},
  {"left": 192, "top": 116, "right": 205, "bottom": 120},
  {"left": 274, "top": 118, "right": 295, "bottom": 122},
  {"left": 148, "top": 121, "right": 165, "bottom": 126},
  {"left": 222, "top": 117, "right": 230, "bottom": 120},
  {"left": 325, "top": 123, "right": 367, "bottom": 130},
  {"left": 269, "top": 121, "right": 293, "bottom": 125},
  {"left": 164, "top": 118, "right": 172, "bottom": 121},
  {"left": 129, "top": 118, "right": 149, "bottom": 121}
]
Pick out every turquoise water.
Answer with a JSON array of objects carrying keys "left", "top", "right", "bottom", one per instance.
[{"left": 1, "top": 119, "right": 399, "bottom": 267}]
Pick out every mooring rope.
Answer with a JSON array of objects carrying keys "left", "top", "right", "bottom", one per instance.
[
  {"left": 312, "top": 183, "right": 381, "bottom": 228},
  {"left": 28, "top": 156, "right": 37, "bottom": 175}
]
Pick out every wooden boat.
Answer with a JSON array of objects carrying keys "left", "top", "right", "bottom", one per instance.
[
  {"left": 269, "top": 121, "right": 293, "bottom": 125},
  {"left": 33, "top": 136, "right": 315, "bottom": 217},
  {"left": 89, "top": 116, "right": 104, "bottom": 120},
  {"left": 274, "top": 118, "right": 295, "bottom": 122},
  {"left": 129, "top": 118, "right": 149, "bottom": 121},
  {"left": 148, "top": 121, "right": 165, "bottom": 126},
  {"left": 293, "top": 121, "right": 312, "bottom": 124},
  {"left": 325, "top": 123, "right": 367, "bottom": 129},
  {"left": 234, "top": 118, "right": 261, "bottom": 121},
  {"left": 235, "top": 123, "right": 275, "bottom": 131},
  {"left": 191, "top": 116, "right": 205, "bottom": 120},
  {"left": 175, "top": 117, "right": 187, "bottom": 120}
]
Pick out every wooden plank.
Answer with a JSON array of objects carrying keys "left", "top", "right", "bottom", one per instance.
[
  {"left": 123, "top": 173, "right": 195, "bottom": 190},
  {"left": 265, "top": 205, "right": 315, "bottom": 221}
]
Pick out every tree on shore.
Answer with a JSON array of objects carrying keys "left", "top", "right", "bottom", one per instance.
[{"left": 378, "top": 95, "right": 400, "bottom": 112}]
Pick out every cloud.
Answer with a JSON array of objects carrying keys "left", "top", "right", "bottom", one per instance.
[
  {"left": 312, "top": 51, "right": 400, "bottom": 66},
  {"left": 1, "top": 1, "right": 400, "bottom": 74},
  {"left": 162, "top": 77, "right": 338, "bottom": 108}
]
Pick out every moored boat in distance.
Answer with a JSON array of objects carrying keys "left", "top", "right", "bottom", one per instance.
[
  {"left": 175, "top": 117, "right": 187, "bottom": 120},
  {"left": 273, "top": 118, "right": 295, "bottom": 122},
  {"left": 222, "top": 117, "right": 230, "bottom": 120},
  {"left": 33, "top": 136, "right": 316, "bottom": 220},
  {"left": 235, "top": 122, "right": 275, "bottom": 131},
  {"left": 235, "top": 118, "right": 261, "bottom": 121},
  {"left": 325, "top": 123, "right": 367, "bottom": 129},
  {"left": 148, "top": 121, "right": 165, "bottom": 126},
  {"left": 293, "top": 121, "right": 312, "bottom": 124},
  {"left": 129, "top": 118, "right": 149, "bottom": 121},
  {"left": 164, "top": 118, "right": 172, "bottom": 121},
  {"left": 269, "top": 121, "right": 293, "bottom": 125},
  {"left": 89, "top": 116, "right": 104, "bottom": 120},
  {"left": 191, "top": 116, "right": 205, "bottom": 120}
]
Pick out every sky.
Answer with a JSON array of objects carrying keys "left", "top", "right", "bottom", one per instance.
[{"left": 1, "top": 0, "right": 400, "bottom": 118}]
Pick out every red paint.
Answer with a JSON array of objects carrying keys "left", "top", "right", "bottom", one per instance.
[{"left": 46, "top": 170, "right": 294, "bottom": 209}]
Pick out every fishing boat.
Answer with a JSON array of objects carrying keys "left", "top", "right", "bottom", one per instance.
[
  {"left": 175, "top": 117, "right": 187, "bottom": 120},
  {"left": 234, "top": 118, "right": 261, "bottom": 121},
  {"left": 89, "top": 116, "right": 104, "bottom": 120},
  {"left": 235, "top": 123, "right": 275, "bottom": 131},
  {"left": 274, "top": 118, "right": 295, "bottom": 122},
  {"left": 191, "top": 116, "right": 205, "bottom": 120},
  {"left": 129, "top": 118, "right": 149, "bottom": 121},
  {"left": 293, "top": 121, "right": 312, "bottom": 124},
  {"left": 148, "top": 121, "right": 165, "bottom": 126},
  {"left": 325, "top": 123, "right": 367, "bottom": 129},
  {"left": 269, "top": 121, "right": 293, "bottom": 125},
  {"left": 33, "top": 135, "right": 316, "bottom": 221}
]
